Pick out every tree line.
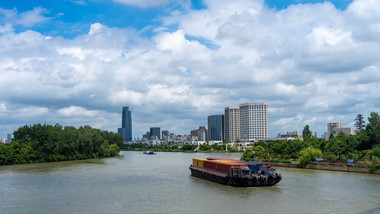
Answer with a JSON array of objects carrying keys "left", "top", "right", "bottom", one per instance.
[
  {"left": 242, "top": 112, "right": 380, "bottom": 167},
  {"left": 0, "top": 124, "right": 123, "bottom": 165},
  {"left": 123, "top": 142, "right": 239, "bottom": 152}
]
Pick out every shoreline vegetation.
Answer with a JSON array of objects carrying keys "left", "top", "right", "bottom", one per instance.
[
  {"left": 122, "top": 144, "right": 380, "bottom": 174},
  {"left": 238, "top": 112, "right": 380, "bottom": 174},
  {"left": 1, "top": 111, "right": 379, "bottom": 175},
  {"left": 0, "top": 124, "right": 122, "bottom": 165}
]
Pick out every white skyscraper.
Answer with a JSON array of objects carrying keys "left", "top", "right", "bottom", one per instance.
[
  {"left": 224, "top": 106, "right": 240, "bottom": 143},
  {"left": 239, "top": 102, "right": 268, "bottom": 141}
]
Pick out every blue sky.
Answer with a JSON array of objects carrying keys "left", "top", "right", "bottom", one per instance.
[
  {"left": 1, "top": 0, "right": 353, "bottom": 38},
  {"left": 0, "top": 0, "right": 379, "bottom": 140}
]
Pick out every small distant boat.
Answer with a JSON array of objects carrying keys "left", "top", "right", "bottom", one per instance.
[{"left": 143, "top": 151, "right": 156, "bottom": 155}]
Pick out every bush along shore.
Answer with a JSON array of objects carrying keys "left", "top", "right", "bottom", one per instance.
[
  {"left": 0, "top": 124, "right": 122, "bottom": 165},
  {"left": 254, "top": 159, "right": 380, "bottom": 174},
  {"left": 240, "top": 112, "right": 380, "bottom": 174}
]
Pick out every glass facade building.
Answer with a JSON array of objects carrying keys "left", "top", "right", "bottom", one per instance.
[
  {"left": 118, "top": 106, "right": 132, "bottom": 141},
  {"left": 150, "top": 127, "right": 161, "bottom": 139},
  {"left": 207, "top": 115, "right": 224, "bottom": 141}
]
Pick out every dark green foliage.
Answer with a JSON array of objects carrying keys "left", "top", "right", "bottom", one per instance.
[
  {"left": 358, "top": 112, "right": 380, "bottom": 150},
  {"left": 355, "top": 113, "right": 366, "bottom": 133},
  {"left": 1, "top": 123, "right": 120, "bottom": 165},
  {"left": 256, "top": 140, "right": 307, "bottom": 159},
  {"left": 369, "top": 164, "right": 380, "bottom": 173},
  {"left": 302, "top": 125, "right": 312, "bottom": 141},
  {"left": 253, "top": 145, "right": 266, "bottom": 159},
  {"left": 323, "top": 153, "right": 338, "bottom": 161},
  {"left": 299, "top": 146, "right": 322, "bottom": 168},
  {"left": 240, "top": 115, "right": 380, "bottom": 168},
  {"left": 182, "top": 144, "right": 198, "bottom": 151},
  {"left": 199, "top": 144, "right": 211, "bottom": 151},
  {"left": 241, "top": 148, "right": 254, "bottom": 161}
]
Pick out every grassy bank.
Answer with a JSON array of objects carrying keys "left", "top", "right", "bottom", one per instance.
[{"left": 260, "top": 160, "right": 380, "bottom": 174}]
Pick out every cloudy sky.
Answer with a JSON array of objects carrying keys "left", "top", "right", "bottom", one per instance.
[{"left": 0, "top": 0, "right": 379, "bottom": 139}]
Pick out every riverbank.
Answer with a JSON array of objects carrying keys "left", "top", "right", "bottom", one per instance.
[{"left": 263, "top": 161, "right": 380, "bottom": 174}]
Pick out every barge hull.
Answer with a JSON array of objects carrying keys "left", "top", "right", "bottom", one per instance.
[
  {"left": 190, "top": 167, "right": 228, "bottom": 185},
  {"left": 190, "top": 166, "right": 280, "bottom": 187}
]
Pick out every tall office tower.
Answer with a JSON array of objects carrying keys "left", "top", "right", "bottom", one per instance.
[
  {"left": 207, "top": 115, "right": 224, "bottom": 141},
  {"left": 150, "top": 127, "right": 161, "bottom": 139},
  {"left": 224, "top": 106, "right": 240, "bottom": 143},
  {"left": 118, "top": 106, "right": 132, "bottom": 141},
  {"left": 239, "top": 102, "right": 268, "bottom": 141}
]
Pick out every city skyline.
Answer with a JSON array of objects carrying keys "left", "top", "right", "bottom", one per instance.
[{"left": 1, "top": 0, "right": 379, "bottom": 139}]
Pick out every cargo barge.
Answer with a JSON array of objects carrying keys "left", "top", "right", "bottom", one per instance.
[{"left": 189, "top": 158, "right": 282, "bottom": 187}]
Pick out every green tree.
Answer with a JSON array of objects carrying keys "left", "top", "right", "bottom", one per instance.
[
  {"left": 109, "top": 144, "right": 120, "bottom": 156},
  {"left": 302, "top": 125, "right": 312, "bottom": 142},
  {"left": 359, "top": 112, "right": 380, "bottom": 150},
  {"left": 199, "top": 144, "right": 211, "bottom": 151},
  {"left": 355, "top": 113, "right": 366, "bottom": 133},
  {"left": 299, "top": 146, "right": 322, "bottom": 168},
  {"left": 253, "top": 145, "right": 265, "bottom": 159},
  {"left": 9, "top": 123, "right": 120, "bottom": 165},
  {"left": 211, "top": 143, "right": 219, "bottom": 150},
  {"left": 241, "top": 148, "right": 254, "bottom": 161},
  {"left": 182, "top": 144, "right": 197, "bottom": 151}
]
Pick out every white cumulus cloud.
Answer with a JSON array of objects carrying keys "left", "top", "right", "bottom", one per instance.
[{"left": 1, "top": 0, "right": 380, "bottom": 139}]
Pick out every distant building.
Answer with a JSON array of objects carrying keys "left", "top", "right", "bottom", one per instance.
[
  {"left": 224, "top": 106, "right": 240, "bottom": 143},
  {"left": 327, "top": 122, "right": 355, "bottom": 138},
  {"left": 142, "top": 131, "right": 150, "bottom": 140},
  {"left": 7, "top": 134, "right": 12, "bottom": 140},
  {"left": 118, "top": 106, "right": 132, "bottom": 141},
  {"left": 332, "top": 127, "right": 355, "bottom": 136},
  {"left": 327, "top": 122, "right": 342, "bottom": 138},
  {"left": 191, "top": 126, "right": 207, "bottom": 141},
  {"left": 208, "top": 115, "right": 224, "bottom": 141},
  {"left": 239, "top": 102, "right": 268, "bottom": 141},
  {"left": 162, "top": 130, "right": 169, "bottom": 138},
  {"left": 277, "top": 131, "right": 299, "bottom": 138},
  {"left": 150, "top": 127, "right": 161, "bottom": 140}
]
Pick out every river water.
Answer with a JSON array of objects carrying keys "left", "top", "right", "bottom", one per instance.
[{"left": 1, "top": 151, "right": 379, "bottom": 214}]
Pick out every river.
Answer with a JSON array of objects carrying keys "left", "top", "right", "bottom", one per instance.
[{"left": 1, "top": 151, "right": 379, "bottom": 214}]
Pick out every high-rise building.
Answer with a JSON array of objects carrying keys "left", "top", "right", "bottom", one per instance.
[
  {"left": 162, "top": 130, "right": 169, "bottom": 138},
  {"left": 142, "top": 131, "right": 150, "bottom": 140},
  {"left": 118, "top": 106, "right": 132, "bottom": 141},
  {"left": 327, "top": 122, "right": 342, "bottom": 138},
  {"left": 150, "top": 127, "right": 161, "bottom": 139},
  {"left": 327, "top": 122, "right": 354, "bottom": 138},
  {"left": 207, "top": 115, "right": 224, "bottom": 141},
  {"left": 224, "top": 106, "right": 240, "bottom": 143},
  {"left": 239, "top": 102, "right": 268, "bottom": 141}
]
